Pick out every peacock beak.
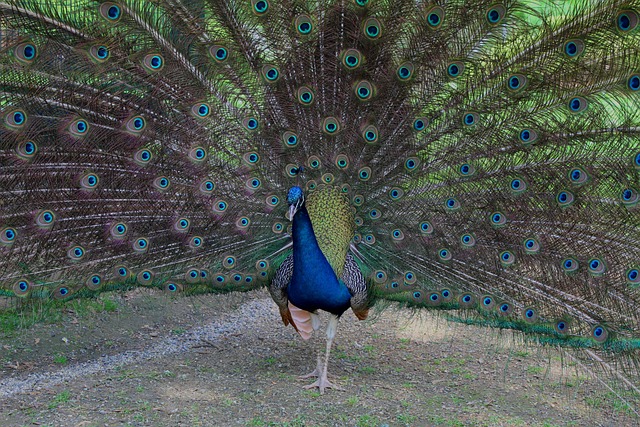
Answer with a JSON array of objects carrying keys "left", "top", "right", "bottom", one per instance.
[{"left": 288, "top": 205, "right": 297, "bottom": 222}]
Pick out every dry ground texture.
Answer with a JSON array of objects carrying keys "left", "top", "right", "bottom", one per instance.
[{"left": 1, "top": 289, "right": 639, "bottom": 427}]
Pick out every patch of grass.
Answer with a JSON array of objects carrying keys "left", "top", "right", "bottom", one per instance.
[
  {"left": 0, "top": 295, "right": 119, "bottom": 334},
  {"left": 171, "top": 328, "right": 187, "bottom": 335},
  {"left": 513, "top": 350, "right": 530, "bottom": 357},
  {"left": 346, "top": 396, "right": 358, "bottom": 406},
  {"left": 397, "top": 413, "right": 416, "bottom": 425},
  {"left": 263, "top": 356, "right": 277, "bottom": 365},
  {"left": 48, "top": 390, "right": 71, "bottom": 409},
  {"left": 526, "top": 366, "right": 545, "bottom": 375},
  {"left": 53, "top": 354, "right": 68, "bottom": 364},
  {"left": 359, "top": 366, "right": 375, "bottom": 374},
  {"left": 356, "top": 414, "right": 381, "bottom": 427}
]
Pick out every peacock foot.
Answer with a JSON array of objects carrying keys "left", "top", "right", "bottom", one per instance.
[
  {"left": 302, "top": 374, "right": 344, "bottom": 394},
  {"left": 298, "top": 368, "right": 320, "bottom": 379}
]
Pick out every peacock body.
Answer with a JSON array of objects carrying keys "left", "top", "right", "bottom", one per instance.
[{"left": 1, "top": 0, "right": 640, "bottom": 395}]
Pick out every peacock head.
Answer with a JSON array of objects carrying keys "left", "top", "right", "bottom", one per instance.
[{"left": 287, "top": 186, "right": 305, "bottom": 221}]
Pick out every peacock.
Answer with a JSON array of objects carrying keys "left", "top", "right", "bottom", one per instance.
[{"left": 1, "top": 0, "right": 640, "bottom": 397}]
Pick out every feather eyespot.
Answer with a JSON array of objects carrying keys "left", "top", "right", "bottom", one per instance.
[
  {"left": 134, "top": 238, "right": 149, "bottom": 253},
  {"left": 342, "top": 49, "right": 362, "bottom": 69},
  {"left": 14, "top": 42, "right": 37, "bottom": 64},
  {"left": 86, "top": 274, "right": 102, "bottom": 290},
  {"left": 16, "top": 140, "right": 37, "bottom": 160},
  {"left": 363, "top": 18, "right": 382, "bottom": 39},
  {"left": 142, "top": 54, "right": 164, "bottom": 72},
  {"left": 295, "top": 15, "right": 313, "bottom": 34},
  {"left": 426, "top": 6, "right": 444, "bottom": 28},
  {"left": 153, "top": 176, "right": 170, "bottom": 190},
  {"left": 283, "top": 131, "right": 299, "bottom": 148},
  {"left": 5, "top": 109, "right": 27, "bottom": 129},
  {"left": 210, "top": 45, "right": 229, "bottom": 62},
  {"left": 134, "top": 149, "right": 152, "bottom": 165},
  {"left": 261, "top": 65, "right": 279, "bottom": 82},
  {"left": 518, "top": 128, "right": 538, "bottom": 145},
  {"left": 486, "top": 5, "right": 506, "bottom": 24},
  {"left": 460, "top": 234, "right": 475, "bottom": 247},
  {"left": 447, "top": 61, "right": 464, "bottom": 78},
  {"left": 100, "top": 2, "right": 122, "bottom": 21},
  {"left": 568, "top": 96, "right": 587, "bottom": 113},
  {"left": 563, "top": 40, "right": 584, "bottom": 57},
  {"left": 252, "top": 0, "right": 268, "bottom": 14},
  {"left": 1, "top": 227, "right": 17, "bottom": 246},
  {"left": 523, "top": 238, "right": 540, "bottom": 254},
  {"left": 617, "top": 10, "right": 638, "bottom": 32}
]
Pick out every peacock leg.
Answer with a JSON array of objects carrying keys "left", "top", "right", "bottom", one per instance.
[
  {"left": 303, "top": 314, "right": 344, "bottom": 393},
  {"left": 298, "top": 312, "right": 322, "bottom": 379}
]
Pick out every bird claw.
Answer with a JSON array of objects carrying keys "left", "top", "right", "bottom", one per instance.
[
  {"left": 298, "top": 369, "right": 320, "bottom": 379},
  {"left": 303, "top": 376, "right": 344, "bottom": 394}
]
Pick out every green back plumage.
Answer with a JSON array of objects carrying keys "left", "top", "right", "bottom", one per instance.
[{"left": 306, "top": 186, "right": 355, "bottom": 277}]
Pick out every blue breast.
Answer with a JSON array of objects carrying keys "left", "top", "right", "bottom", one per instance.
[{"left": 287, "top": 206, "right": 352, "bottom": 315}]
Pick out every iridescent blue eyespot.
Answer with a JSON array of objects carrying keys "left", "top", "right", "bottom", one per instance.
[
  {"left": 438, "top": 249, "right": 451, "bottom": 260},
  {"left": 556, "top": 190, "right": 574, "bottom": 206},
  {"left": 405, "top": 157, "right": 419, "bottom": 171},
  {"left": 215, "top": 47, "right": 227, "bottom": 60},
  {"left": 216, "top": 275, "right": 225, "bottom": 283},
  {"left": 262, "top": 65, "right": 279, "bottom": 81},
  {"left": 134, "top": 238, "right": 149, "bottom": 252},
  {"left": 150, "top": 55, "right": 162, "bottom": 69},
  {"left": 413, "top": 118, "right": 426, "bottom": 131},
  {"left": 518, "top": 129, "right": 538, "bottom": 145},
  {"left": 419, "top": 221, "right": 433, "bottom": 234},
  {"left": 358, "top": 167, "right": 371, "bottom": 181},
  {"left": 447, "top": 63, "right": 461, "bottom": 77},
  {"left": 511, "top": 179, "right": 521, "bottom": 190},
  {"left": 500, "top": 251, "right": 515, "bottom": 266},
  {"left": 191, "top": 236, "right": 202, "bottom": 247},
  {"left": 364, "top": 18, "right": 381, "bottom": 38},
  {"left": 486, "top": 6, "right": 505, "bottom": 24},
  {"left": 343, "top": 49, "right": 362, "bottom": 69},
  {"left": 562, "top": 258, "right": 579, "bottom": 272},
  {"left": 629, "top": 75, "right": 640, "bottom": 91},
  {"left": 224, "top": 255, "right": 236, "bottom": 269},
  {"left": 565, "top": 41, "right": 577, "bottom": 56},
  {"left": 23, "top": 44, "right": 36, "bottom": 59},
  {"left": 426, "top": 7, "right": 444, "bottom": 28},
  {"left": 508, "top": 75, "right": 521, "bottom": 89},
  {"left": 1, "top": 227, "right": 17, "bottom": 245},
  {"left": 568, "top": 96, "right": 587, "bottom": 112},
  {"left": 96, "top": 46, "right": 109, "bottom": 59},
  {"left": 100, "top": 3, "right": 121, "bottom": 21},
  {"left": 253, "top": 0, "right": 268, "bottom": 14},
  {"left": 463, "top": 113, "right": 476, "bottom": 126},
  {"left": 283, "top": 132, "right": 298, "bottom": 147},
  {"left": 355, "top": 81, "right": 373, "bottom": 100},
  {"left": 617, "top": 10, "right": 638, "bottom": 32},
  {"left": 523, "top": 238, "right": 540, "bottom": 254},
  {"left": 17, "top": 140, "right": 37, "bottom": 159}
]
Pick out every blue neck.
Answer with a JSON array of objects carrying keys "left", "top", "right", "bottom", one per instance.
[{"left": 287, "top": 205, "right": 351, "bottom": 315}]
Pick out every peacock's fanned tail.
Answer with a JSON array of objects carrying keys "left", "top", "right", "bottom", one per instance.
[{"left": 1, "top": 0, "right": 640, "bottom": 379}]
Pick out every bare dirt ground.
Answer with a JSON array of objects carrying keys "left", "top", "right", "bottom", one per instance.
[{"left": 1, "top": 289, "right": 638, "bottom": 427}]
